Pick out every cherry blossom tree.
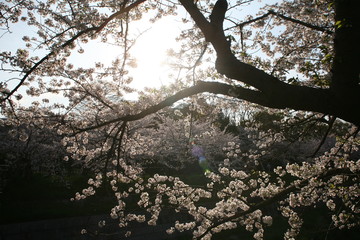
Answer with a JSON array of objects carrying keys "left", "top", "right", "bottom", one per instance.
[
  {"left": 0, "top": 114, "right": 67, "bottom": 179},
  {"left": 0, "top": 0, "right": 359, "bottom": 239}
]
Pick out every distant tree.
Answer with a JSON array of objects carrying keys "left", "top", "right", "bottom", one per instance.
[
  {"left": 0, "top": 111, "right": 68, "bottom": 185},
  {"left": 0, "top": 0, "right": 359, "bottom": 239}
]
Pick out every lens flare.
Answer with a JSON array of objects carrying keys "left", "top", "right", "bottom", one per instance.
[{"left": 190, "top": 139, "right": 210, "bottom": 173}]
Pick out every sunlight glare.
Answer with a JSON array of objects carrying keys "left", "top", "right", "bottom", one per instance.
[{"left": 129, "top": 17, "right": 180, "bottom": 90}]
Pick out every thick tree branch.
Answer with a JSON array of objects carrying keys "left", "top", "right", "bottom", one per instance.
[
  {"left": 179, "top": 0, "right": 301, "bottom": 94},
  {"left": 331, "top": 0, "right": 360, "bottom": 90},
  {"left": 75, "top": 81, "right": 234, "bottom": 132},
  {"left": 179, "top": 0, "right": 359, "bottom": 126},
  {"left": 179, "top": 0, "right": 269, "bottom": 91},
  {"left": 77, "top": 72, "right": 359, "bottom": 133},
  {"left": 178, "top": 0, "right": 214, "bottom": 40},
  {"left": 75, "top": 80, "right": 340, "bottom": 133},
  {"left": 209, "top": 0, "right": 228, "bottom": 27},
  {"left": 327, "top": 0, "right": 360, "bottom": 125}
]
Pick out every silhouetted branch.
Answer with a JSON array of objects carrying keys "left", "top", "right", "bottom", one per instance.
[
  {"left": 229, "top": 10, "right": 333, "bottom": 35},
  {"left": 0, "top": 0, "right": 147, "bottom": 104},
  {"left": 310, "top": 116, "right": 336, "bottom": 157},
  {"left": 198, "top": 167, "right": 354, "bottom": 239}
]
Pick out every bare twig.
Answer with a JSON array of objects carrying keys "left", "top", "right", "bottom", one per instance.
[
  {"left": 310, "top": 116, "right": 336, "bottom": 157},
  {"left": 1, "top": 0, "right": 147, "bottom": 104},
  {"left": 227, "top": 10, "right": 333, "bottom": 35}
]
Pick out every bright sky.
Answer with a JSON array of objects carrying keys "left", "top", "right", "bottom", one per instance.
[
  {"left": 128, "top": 16, "right": 181, "bottom": 90},
  {"left": 0, "top": 0, "right": 280, "bottom": 108},
  {"left": 0, "top": 14, "right": 181, "bottom": 107},
  {"left": 65, "top": 14, "right": 182, "bottom": 90}
]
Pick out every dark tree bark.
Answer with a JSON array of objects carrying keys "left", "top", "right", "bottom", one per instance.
[
  {"left": 2, "top": 0, "right": 359, "bottom": 127},
  {"left": 330, "top": 0, "right": 360, "bottom": 124},
  {"left": 179, "top": 0, "right": 360, "bottom": 126}
]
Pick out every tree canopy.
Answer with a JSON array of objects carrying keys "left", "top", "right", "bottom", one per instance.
[{"left": 0, "top": 0, "right": 359, "bottom": 239}]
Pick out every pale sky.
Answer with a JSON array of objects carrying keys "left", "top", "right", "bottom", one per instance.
[
  {"left": 0, "top": 12, "right": 182, "bottom": 107},
  {"left": 128, "top": 16, "right": 181, "bottom": 90},
  {"left": 0, "top": 0, "right": 279, "bottom": 107}
]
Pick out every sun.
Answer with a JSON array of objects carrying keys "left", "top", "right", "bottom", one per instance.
[{"left": 129, "top": 16, "right": 180, "bottom": 90}]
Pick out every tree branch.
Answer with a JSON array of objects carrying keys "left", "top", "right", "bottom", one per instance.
[
  {"left": 331, "top": 0, "right": 360, "bottom": 89},
  {"left": 0, "top": 0, "right": 147, "bottom": 104},
  {"left": 234, "top": 11, "right": 272, "bottom": 29},
  {"left": 198, "top": 168, "right": 354, "bottom": 239},
  {"left": 268, "top": 10, "right": 333, "bottom": 34},
  {"left": 226, "top": 9, "right": 333, "bottom": 34},
  {"left": 0, "top": 26, "right": 98, "bottom": 104},
  {"left": 179, "top": 0, "right": 268, "bottom": 90},
  {"left": 309, "top": 116, "right": 336, "bottom": 157},
  {"left": 76, "top": 74, "right": 360, "bottom": 134},
  {"left": 95, "top": 0, "right": 146, "bottom": 33},
  {"left": 74, "top": 81, "right": 232, "bottom": 132},
  {"left": 179, "top": 0, "right": 360, "bottom": 126}
]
